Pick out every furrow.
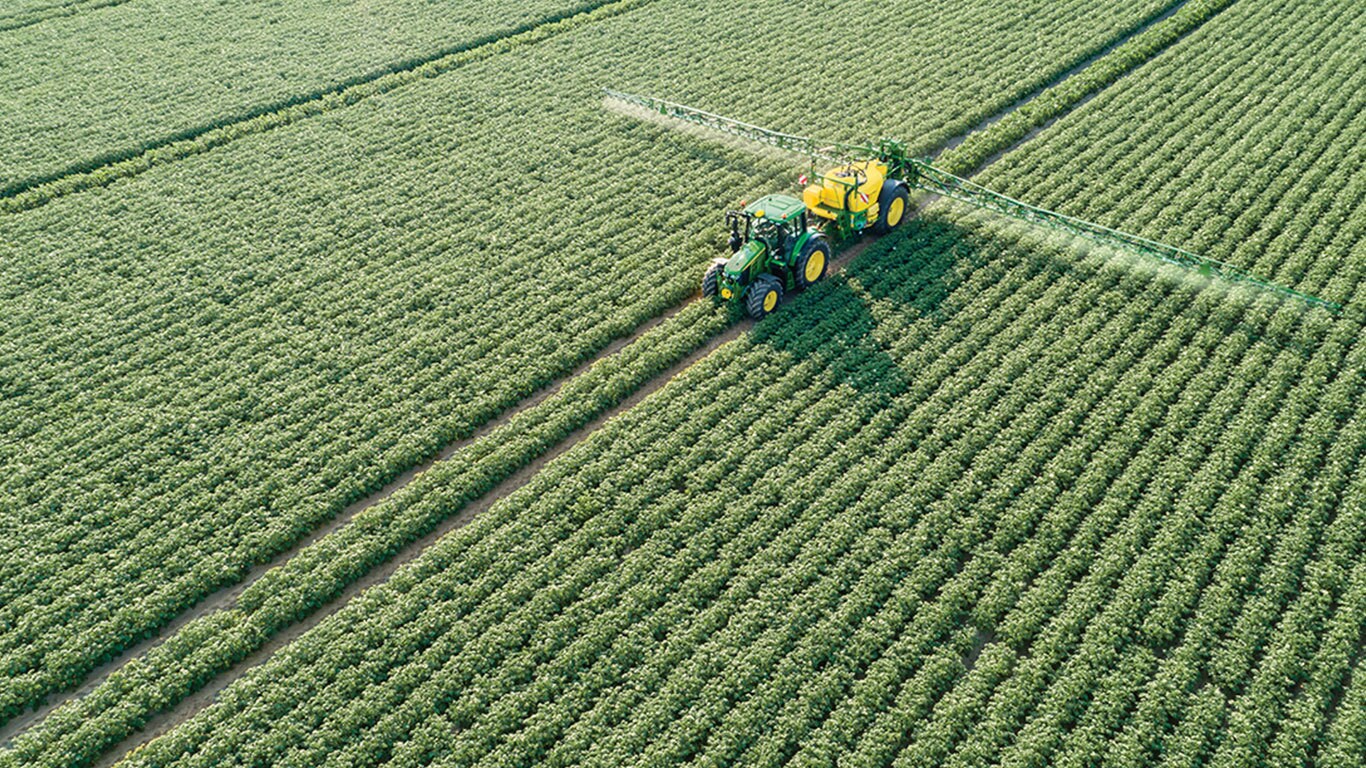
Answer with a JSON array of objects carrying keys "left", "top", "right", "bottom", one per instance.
[{"left": 0, "top": 0, "right": 657, "bottom": 212}]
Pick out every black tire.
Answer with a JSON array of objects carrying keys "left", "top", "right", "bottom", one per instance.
[
  {"left": 701, "top": 259, "right": 726, "bottom": 298},
  {"left": 872, "top": 179, "right": 910, "bottom": 235},
  {"left": 794, "top": 236, "right": 832, "bottom": 289},
  {"left": 745, "top": 274, "right": 783, "bottom": 320}
]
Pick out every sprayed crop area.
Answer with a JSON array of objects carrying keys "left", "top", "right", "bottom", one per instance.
[
  {"left": 4, "top": 0, "right": 1364, "bottom": 766},
  {"left": 0, "top": 0, "right": 1178, "bottom": 749}
]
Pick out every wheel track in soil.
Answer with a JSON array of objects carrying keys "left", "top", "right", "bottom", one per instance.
[
  {"left": 0, "top": 0, "right": 129, "bottom": 32},
  {"left": 0, "top": 0, "right": 659, "bottom": 210},
  {"left": 6, "top": 0, "right": 1231, "bottom": 762},
  {"left": 85, "top": 232, "right": 877, "bottom": 766}
]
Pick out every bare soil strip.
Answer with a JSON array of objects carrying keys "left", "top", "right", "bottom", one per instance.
[
  {"left": 0, "top": 0, "right": 128, "bottom": 32},
  {"left": 9, "top": 0, "right": 1219, "bottom": 760},
  {"left": 0, "top": 0, "right": 656, "bottom": 210},
  {"left": 936, "top": 0, "right": 1190, "bottom": 156}
]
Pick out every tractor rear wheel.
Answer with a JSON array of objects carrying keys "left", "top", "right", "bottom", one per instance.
[
  {"left": 746, "top": 275, "right": 783, "bottom": 320},
  {"left": 873, "top": 180, "right": 910, "bottom": 235},
  {"left": 795, "top": 236, "right": 832, "bottom": 289},
  {"left": 701, "top": 259, "right": 726, "bottom": 298}
]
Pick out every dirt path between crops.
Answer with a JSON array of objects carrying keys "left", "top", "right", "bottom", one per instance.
[
  {"left": 20, "top": 0, "right": 1207, "bottom": 758},
  {"left": 0, "top": 303, "right": 693, "bottom": 751},
  {"left": 92, "top": 229, "right": 882, "bottom": 766},
  {"left": 936, "top": 0, "right": 1189, "bottom": 157}
]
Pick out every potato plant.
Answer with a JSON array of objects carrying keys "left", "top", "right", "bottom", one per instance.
[
  {"left": 92, "top": 0, "right": 1366, "bottom": 764},
  {"left": 0, "top": 0, "right": 593, "bottom": 191},
  {"left": 0, "top": 0, "right": 1179, "bottom": 738}
]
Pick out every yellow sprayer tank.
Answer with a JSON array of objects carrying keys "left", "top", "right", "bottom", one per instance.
[{"left": 803, "top": 159, "right": 888, "bottom": 219}]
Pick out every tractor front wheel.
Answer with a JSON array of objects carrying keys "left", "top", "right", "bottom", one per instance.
[
  {"left": 701, "top": 259, "right": 726, "bottom": 299},
  {"left": 873, "top": 180, "right": 910, "bottom": 235},
  {"left": 746, "top": 275, "right": 784, "bottom": 320},
  {"left": 795, "top": 236, "right": 832, "bottom": 289}
]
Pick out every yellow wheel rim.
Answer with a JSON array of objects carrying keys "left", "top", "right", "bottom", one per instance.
[
  {"left": 720, "top": 287, "right": 732, "bottom": 299},
  {"left": 887, "top": 196, "right": 906, "bottom": 227},
  {"left": 763, "top": 290, "right": 778, "bottom": 312},
  {"left": 804, "top": 250, "right": 826, "bottom": 283}
]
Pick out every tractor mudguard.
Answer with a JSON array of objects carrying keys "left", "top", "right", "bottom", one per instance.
[{"left": 790, "top": 231, "right": 815, "bottom": 265}]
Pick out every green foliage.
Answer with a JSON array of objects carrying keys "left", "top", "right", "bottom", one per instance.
[
  {"left": 78, "top": 0, "right": 1366, "bottom": 765},
  {"left": 1, "top": 302, "right": 727, "bottom": 768},
  {"left": 937, "top": 0, "right": 1239, "bottom": 177},
  {"left": 0, "top": 0, "right": 595, "bottom": 191},
  {"left": 9, "top": 0, "right": 1366, "bottom": 765},
  {"left": 0, "top": 0, "right": 1176, "bottom": 734}
]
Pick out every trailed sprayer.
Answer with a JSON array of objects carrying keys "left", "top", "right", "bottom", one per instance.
[{"left": 604, "top": 89, "right": 1339, "bottom": 320}]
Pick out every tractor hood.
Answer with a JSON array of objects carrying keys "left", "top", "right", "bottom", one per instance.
[
  {"left": 743, "top": 194, "right": 805, "bottom": 220},
  {"left": 726, "top": 240, "right": 765, "bottom": 276}
]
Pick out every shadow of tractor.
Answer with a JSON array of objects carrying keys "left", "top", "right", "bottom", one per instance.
[
  {"left": 748, "top": 204, "right": 1331, "bottom": 426},
  {"left": 748, "top": 216, "right": 998, "bottom": 401}
]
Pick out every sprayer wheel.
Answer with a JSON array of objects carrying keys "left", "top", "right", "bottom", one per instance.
[{"left": 873, "top": 180, "right": 910, "bottom": 235}]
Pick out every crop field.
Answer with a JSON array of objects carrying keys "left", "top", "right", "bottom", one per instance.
[
  {"left": 1, "top": 0, "right": 1362, "bottom": 766},
  {"left": 0, "top": 0, "right": 1175, "bottom": 732}
]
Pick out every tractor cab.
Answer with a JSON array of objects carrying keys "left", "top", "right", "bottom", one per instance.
[
  {"left": 729, "top": 194, "right": 807, "bottom": 254},
  {"left": 702, "top": 193, "right": 833, "bottom": 320},
  {"left": 719, "top": 194, "right": 807, "bottom": 290}
]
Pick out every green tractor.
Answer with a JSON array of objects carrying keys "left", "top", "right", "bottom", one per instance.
[{"left": 701, "top": 194, "right": 833, "bottom": 319}]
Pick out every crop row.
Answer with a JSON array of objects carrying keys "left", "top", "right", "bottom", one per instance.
[
  {"left": 101, "top": 0, "right": 1366, "bottom": 763},
  {"left": 0, "top": 0, "right": 1183, "bottom": 733},
  {"left": 0, "top": 0, "right": 590, "bottom": 190},
  {"left": 948, "top": 0, "right": 1366, "bottom": 761},
  {"left": 0, "top": 301, "right": 727, "bottom": 768},
  {"left": 102, "top": 197, "right": 1245, "bottom": 765}
]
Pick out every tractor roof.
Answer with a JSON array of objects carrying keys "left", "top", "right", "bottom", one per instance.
[{"left": 744, "top": 194, "right": 805, "bottom": 222}]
